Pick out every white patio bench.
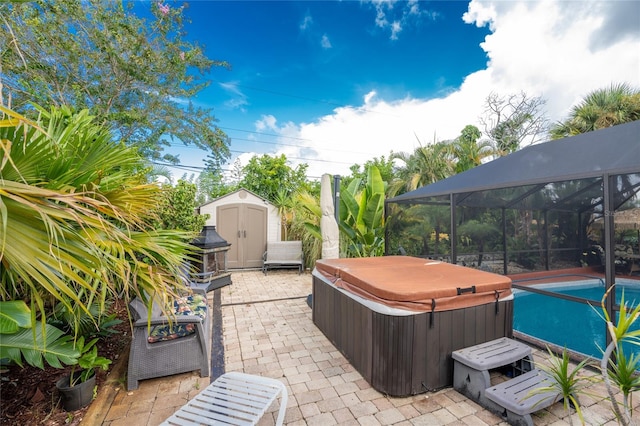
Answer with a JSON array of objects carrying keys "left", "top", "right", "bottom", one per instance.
[
  {"left": 161, "top": 372, "right": 288, "bottom": 426},
  {"left": 262, "top": 241, "right": 304, "bottom": 274}
]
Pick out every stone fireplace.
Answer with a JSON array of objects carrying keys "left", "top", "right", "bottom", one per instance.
[{"left": 190, "top": 225, "right": 232, "bottom": 291}]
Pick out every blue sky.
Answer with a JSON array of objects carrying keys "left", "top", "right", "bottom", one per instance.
[{"left": 155, "top": 0, "right": 640, "bottom": 180}]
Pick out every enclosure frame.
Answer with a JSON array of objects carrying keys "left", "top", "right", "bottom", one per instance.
[{"left": 385, "top": 121, "right": 640, "bottom": 344}]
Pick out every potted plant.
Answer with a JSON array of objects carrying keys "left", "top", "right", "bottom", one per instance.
[{"left": 56, "top": 336, "right": 112, "bottom": 411}]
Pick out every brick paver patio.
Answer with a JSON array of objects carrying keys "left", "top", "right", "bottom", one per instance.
[{"left": 91, "top": 270, "right": 630, "bottom": 425}]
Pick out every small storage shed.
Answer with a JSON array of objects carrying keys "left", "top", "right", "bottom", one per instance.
[{"left": 198, "top": 189, "right": 280, "bottom": 269}]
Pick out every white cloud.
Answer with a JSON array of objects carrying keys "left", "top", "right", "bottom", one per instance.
[
  {"left": 363, "top": 91, "right": 377, "bottom": 104},
  {"left": 407, "top": 0, "right": 420, "bottom": 16},
  {"left": 255, "top": 114, "right": 278, "bottom": 132},
  {"left": 219, "top": 81, "right": 248, "bottom": 111},
  {"left": 389, "top": 21, "right": 402, "bottom": 40},
  {"left": 300, "top": 14, "right": 313, "bottom": 31},
  {"left": 375, "top": 6, "right": 388, "bottom": 29},
  {"left": 321, "top": 34, "right": 332, "bottom": 49},
  {"left": 262, "top": 0, "right": 640, "bottom": 179},
  {"left": 366, "top": 0, "right": 435, "bottom": 40}
]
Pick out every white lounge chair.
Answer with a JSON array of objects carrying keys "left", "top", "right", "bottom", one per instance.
[{"left": 161, "top": 372, "right": 288, "bottom": 426}]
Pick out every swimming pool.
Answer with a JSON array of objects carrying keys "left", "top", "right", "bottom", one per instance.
[{"left": 513, "top": 278, "right": 640, "bottom": 358}]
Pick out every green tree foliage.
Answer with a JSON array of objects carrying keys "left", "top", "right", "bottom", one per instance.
[
  {"left": 154, "top": 180, "right": 207, "bottom": 233},
  {"left": 0, "top": 105, "right": 194, "bottom": 367},
  {"left": 339, "top": 165, "right": 386, "bottom": 257},
  {"left": 450, "top": 125, "right": 494, "bottom": 173},
  {"left": 196, "top": 167, "right": 232, "bottom": 205},
  {"left": 385, "top": 204, "right": 451, "bottom": 257},
  {"left": 389, "top": 141, "right": 454, "bottom": 197},
  {"left": 0, "top": 300, "right": 79, "bottom": 369},
  {"left": 457, "top": 219, "right": 499, "bottom": 266},
  {"left": 289, "top": 190, "right": 322, "bottom": 268},
  {"left": 238, "top": 154, "right": 309, "bottom": 203},
  {"left": 550, "top": 83, "right": 640, "bottom": 139},
  {"left": 0, "top": 0, "right": 230, "bottom": 165},
  {"left": 598, "top": 289, "right": 640, "bottom": 425},
  {"left": 479, "top": 92, "right": 549, "bottom": 155},
  {"left": 344, "top": 155, "right": 395, "bottom": 192}
]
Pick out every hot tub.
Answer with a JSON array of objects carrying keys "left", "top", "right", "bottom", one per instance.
[{"left": 312, "top": 256, "right": 513, "bottom": 396}]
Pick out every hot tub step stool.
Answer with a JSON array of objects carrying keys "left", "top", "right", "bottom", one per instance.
[
  {"left": 452, "top": 338, "right": 560, "bottom": 426},
  {"left": 484, "top": 369, "right": 561, "bottom": 426},
  {"left": 452, "top": 337, "right": 534, "bottom": 406}
]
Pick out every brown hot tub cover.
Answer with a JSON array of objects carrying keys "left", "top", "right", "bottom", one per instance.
[{"left": 315, "top": 256, "right": 512, "bottom": 312}]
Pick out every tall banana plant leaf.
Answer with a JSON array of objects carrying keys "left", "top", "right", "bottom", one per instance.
[
  {"left": 0, "top": 301, "right": 79, "bottom": 369},
  {"left": 0, "top": 105, "right": 194, "bottom": 368},
  {"left": 339, "top": 165, "right": 385, "bottom": 257}
]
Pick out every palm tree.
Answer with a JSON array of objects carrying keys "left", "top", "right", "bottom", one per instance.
[
  {"left": 450, "top": 125, "right": 495, "bottom": 173},
  {"left": 292, "top": 190, "right": 322, "bottom": 267},
  {"left": 490, "top": 112, "right": 533, "bottom": 156},
  {"left": 272, "top": 188, "right": 296, "bottom": 241},
  {"left": 389, "top": 141, "right": 454, "bottom": 197},
  {"left": 550, "top": 83, "right": 640, "bottom": 139},
  {"left": 0, "top": 105, "right": 195, "bottom": 367}
]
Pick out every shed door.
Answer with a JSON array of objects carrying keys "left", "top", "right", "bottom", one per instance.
[{"left": 217, "top": 203, "right": 267, "bottom": 269}]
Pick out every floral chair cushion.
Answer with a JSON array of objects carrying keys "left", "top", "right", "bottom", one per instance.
[{"left": 147, "top": 294, "right": 207, "bottom": 344}]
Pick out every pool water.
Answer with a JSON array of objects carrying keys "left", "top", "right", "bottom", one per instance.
[{"left": 513, "top": 279, "right": 640, "bottom": 359}]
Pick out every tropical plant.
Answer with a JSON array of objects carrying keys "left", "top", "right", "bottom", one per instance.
[
  {"left": 48, "top": 296, "right": 122, "bottom": 340},
  {"left": 531, "top": 347, "right": 596, "bottom": 426},
  {"left": 67, "top": 336, "right": 112, "bottom": 387},
  {"left": 153, "top": 180, "right": 208, "bottom": 233},
  {"left": 238, "top": 154, "right": 309, "bottom": 203},
  {"left": 273, "top": 188, "right": 296, "bottom": 241},
  {"left": 339, "top": 165, "right": 385, "bottom": 257},
  {"left": 597, "top": 288, "right": 640, "bottom": 425},
  {"left": 457, "top": 219, "right": 499, "bottom": 266},
  {"left": 344, "top": 155, "right": 396, "bottom": 193},
  {"left": 536, "top": 287, "right": 640, "bottom": 426},
  {"left": 450, "top": 125, "right": 494, "bottom": 173},
  {"left": 292, "top": 190, "right": 322, "bottom": 269},
  {"left": 0, "top": 0, "right": 230, "bottom": 165},
  {"left": 0, "top": 301, "right": 79, "bottom": 369},
  {"left": 389, "top": 141, "right": 454, "bottom": 197},
  {"left": 607, "top": 347, "right": 640, "bottom": 416},
  {"left": 0, "top": 105, "right": 195, "bottom": 367},
  {"left": 195, "top": 167, "right": 232, "bottom": 205},
  {"left": 550, "top": 83, "right": 640, "bottom": 139}
]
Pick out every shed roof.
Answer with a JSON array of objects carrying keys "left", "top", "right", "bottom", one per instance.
[
  {"left": 198, "top": 188, "right": 273, "bottom": 209},
  {"left": 387, "top": 120, "right": 640, "bottom": 213}
]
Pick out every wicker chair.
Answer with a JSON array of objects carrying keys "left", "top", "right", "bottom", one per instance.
[{"left": 127, "top": 294, "right": 210, "bottom": 391}]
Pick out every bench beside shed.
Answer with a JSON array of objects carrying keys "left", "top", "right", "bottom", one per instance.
[{"left": 262, "top": 241, "right": 304, "bottom": 274}]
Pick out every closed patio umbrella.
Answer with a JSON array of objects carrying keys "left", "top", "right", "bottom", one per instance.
[{"left": 321, "top": 174, "right": 340, "bottom": 259}]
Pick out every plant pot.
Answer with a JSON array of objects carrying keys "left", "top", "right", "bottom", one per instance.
[{"left": 55, "top": 371, "right": 96, "bottom": 411}]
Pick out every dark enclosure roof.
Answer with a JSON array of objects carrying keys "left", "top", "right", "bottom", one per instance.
[{"left": 387, "top": 120, "right": 640, "bottom": 213}]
